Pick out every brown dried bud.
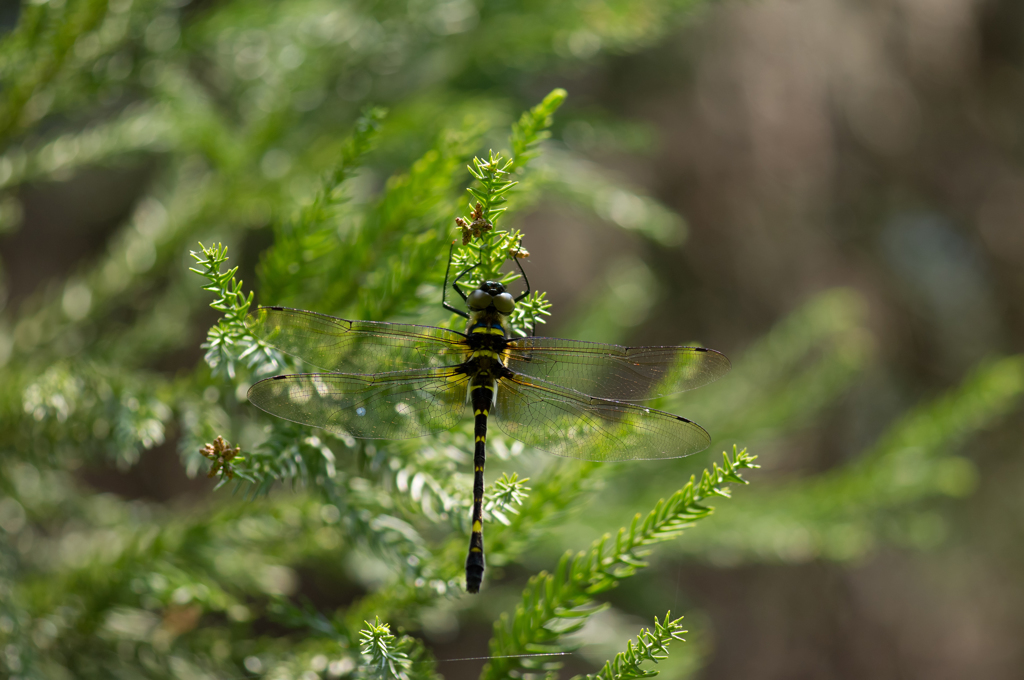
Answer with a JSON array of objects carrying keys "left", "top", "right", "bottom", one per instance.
[{"left": 200, "top": 436, "right": 241, "bottom": 479}]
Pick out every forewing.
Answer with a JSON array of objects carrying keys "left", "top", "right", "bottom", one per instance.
[
  {"left": 493, "top": 374, "right": 710, "bottom": 461},
  {"left": 247, "top": 306, "right": 469, "bottom": 373},
  {"left": 504, "top": 337, "right": 730, "bottom": 401},
  {"left": 247, "top": 368, "right": 470, "bottom": 439}
]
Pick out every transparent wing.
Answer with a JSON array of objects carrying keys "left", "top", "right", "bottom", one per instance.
[
  {"left": 247, "top": 368, "right": 470, "bottom": 439},
  {"left": 504, "top": 337, "right": 730, "bottom": 402},
  {"left": 247, "top": 306, "right": 469, "bottom": 373},
  {"left": 494, "top": 373, "right": 710, "bottom": 461}
]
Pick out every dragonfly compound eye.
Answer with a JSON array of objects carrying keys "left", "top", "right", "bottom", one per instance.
[
  {"left": 468, "top": 289, "right": 492, "bottom": 310},
  {"left": 493, "top": 292, "right": 515, "bottom": 314}
]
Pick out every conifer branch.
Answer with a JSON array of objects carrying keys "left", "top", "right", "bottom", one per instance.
[
  {"left": 15, "top": 360, "right": 179, "bottom": 468},
  {"left": 479, "top": 460, "right": 602, "bottom": 573},
  {"left": 485, "top": 473, "right": 531, "bottom": 527},
  {"left": 509, "top": 88, "right": 567, "bottom": 174},
  {"left": 0, "top": 2, "right": 851, "bottom": 678},
  {"left": 582, "top": 613, "right": 687, "bottom": 680},
  {"left": 0, "top": 105, "right": 174, "bottom": 190},
  {"left": 189, "top": 242, "right": 274, "bottom": 380},
  {"left": 359, "top": 617, "right": 412, "bottom": 680},
  {"left": 0, "top": 0, "right": 110, "bottom": 142},
  {"left": 443, "top": 88, "right": 564, "bottom": 334},
  {"left": 450, "top": 153, "right": 553, "bottom": 334},
  {"left": 482, "top": 448, "right": 757, "bottom": 680},
  {"left": 358, "top": 617, "right": 440, "bottom": 680},
  {"left": 258, "top": 108, "right": 387, "bottom": 305},
  {"left": 321, "top": 121, "right": 486, "bottom": 319}
]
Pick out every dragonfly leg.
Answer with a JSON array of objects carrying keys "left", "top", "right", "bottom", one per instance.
[
  {"left": 511, "top": 255, "right": 537, "bottom": 336},
  {"left": 451, "top": 263, "right": 479, "bottom": 301},
  {"left": 443, "top": 242, "right": 477, "bottom": 318},
  {"left": 465, "top": 380, "right": 493, "bottom": 593},
  {"left": 511, "top": 253, "right": 531, "bottom": 303}
]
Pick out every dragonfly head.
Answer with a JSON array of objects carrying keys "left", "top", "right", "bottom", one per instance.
[{"left": 468, "top": 281, "right": 515, "bottom": 315}]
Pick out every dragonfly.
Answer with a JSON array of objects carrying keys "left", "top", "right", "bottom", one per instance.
[{"left": 245, "top": 252, "right": 729, "bottom": 593}]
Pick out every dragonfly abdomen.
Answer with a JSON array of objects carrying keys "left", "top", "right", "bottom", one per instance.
[{"left": 466, "top": 377, "right": 494, "bottom": 593}]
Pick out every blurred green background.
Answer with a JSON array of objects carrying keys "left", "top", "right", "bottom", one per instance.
[{"left": 2, "top": 0, "right": 1024, "bottom": 678}]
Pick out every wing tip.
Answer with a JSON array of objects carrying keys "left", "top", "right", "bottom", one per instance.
[
  {"left": 696, "top": 345, "right": 732, "bottom": 363},
  {"left": 679, "top": 416, "right": 713, "bottom": 456}
]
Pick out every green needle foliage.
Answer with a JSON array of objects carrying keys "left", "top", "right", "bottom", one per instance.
[
  {"left": 190, "top": 242, "right": 261, "bottom": 381},
  {"left": 0, "top": 0, "right": 111, "bottom": 141},
  {"left": 183, "top": 94, "right": 757, "bottom": 680},
  {"left": 448, "top": 91, "right": 564, "bottom": 334},
  {"left": 483, "top": 449, "right": 756, "bottom": 680},
  {"left": 258, "top": 107, "right": 387, "bottom": 309},
  {"left": 583, "top": 613, "right": 687, "bottom": 680},
  {"left": 358, "top": 617, "right": 430, "bottom": 680},
  {"left": 451, "top": 148, "right": 553, "bottom": 336},
  {"left": 2, "top": 1, "right": 1022, "bottom": 679}
]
